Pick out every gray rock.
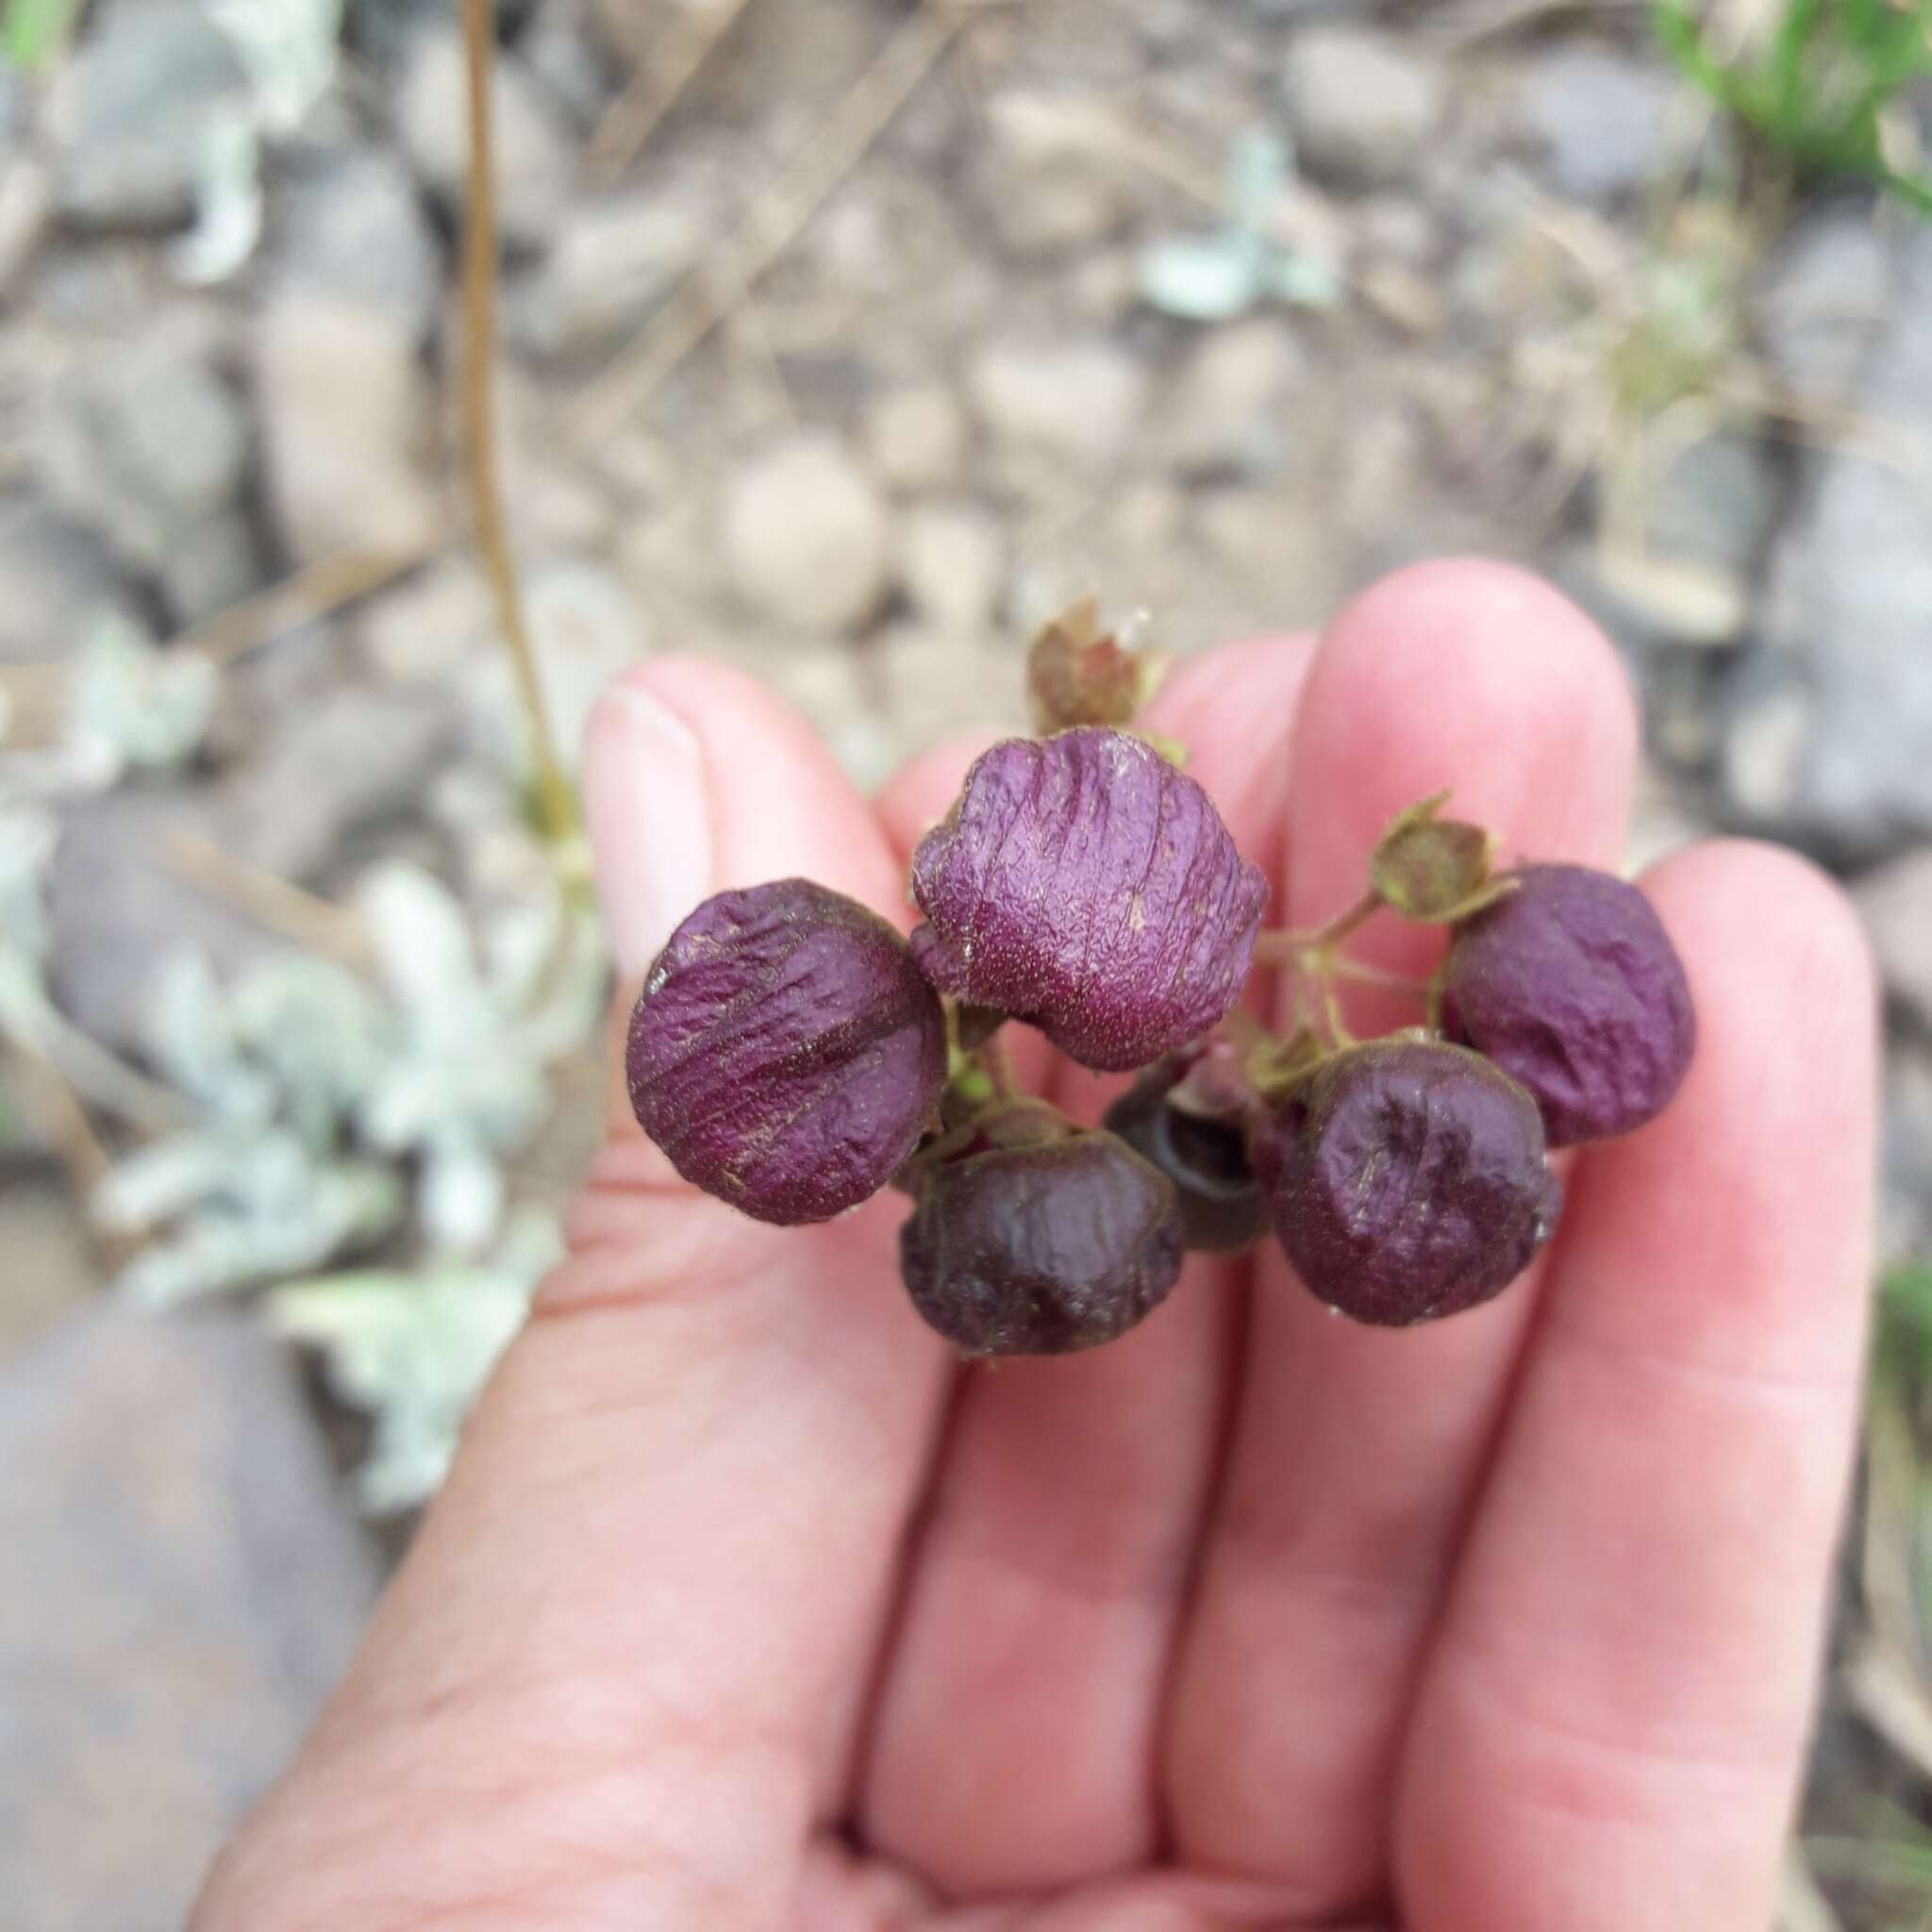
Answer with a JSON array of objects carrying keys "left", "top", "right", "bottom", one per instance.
[
  {"left": 46, "top": 788, "right": 276, "bottom": 1052},
  {"left": 35, "top": 346, "right": 259, "bottom": 627},
  {"left": 252, "top": 291, "right": 442, "bottom": 564},
  {"left": 357, "top": 559, "right": 495, "bottom": 683},
  {"left": 1855, "top": 846, "right": 1932, "bottom": 1032},
  {"left": 0, "top": 497, "right": 144, "bottom": 664},
  {"left": 267, "top": 142, "right": 444, "bottom": 339},
  {"left": 877, "top": 625, "right": 1028, "bottom": 763},
  {"left": 897, "top": 500, "right": 1007, "bottom": 636},
  {"left": 397, "top": 29, "right": 575, "bottom": 253},
  {"left": 974, "top": 90, "right": 1134, "bottom": 258},
  {"left": 723, "top": 434, "right": 891, "bottom": 633},
  {"left": 1755, "top": 206, "right": 1895, "bottom": 400},
  {"left": 0, "top": 158, "right": 50, "bottom": 295},
  {"left": 48, "top": 2, "right": 250, "bottom": 231},
  {"left": 1725, "top": 227, "right": 1932, "bottom": 853},
  {"left": 1578, "top": 546, "right": 1752, "bottom": 654},
  {"left": 968, "top": 338, "right": 1149, "bottom": 481},
  {"left": 862, "top": 381, "right": 970, "bottom": 492},
  {"left": 0, "top": 1303, "right": 380, "bottom": 1932},
  {"left": 519, "top": 0, "right": 618, "bottom": 126},
  {"left": 0, "top": 61, "right": 25, "bottom": 145},
  {"left": 1644, "top": 429, "right": 1784, "bottom": 576},
  {"left": 466, "top": 559, "right": 649, "bottom": 779},
  {"left": 515, "top": 192, "right": 707, "bottom": 362},
  {"left": 1283, "top": 26, "right": 1444, "bottom": 187},
  {"left": 1510, "top": 46, "right": 1676, "bottom": 205},
  {"left": 222, "top": 685, "right": 459, "bottom": 883},
  {"left": 1159, "top": 318, "right": 1306, "bottom": 480}
]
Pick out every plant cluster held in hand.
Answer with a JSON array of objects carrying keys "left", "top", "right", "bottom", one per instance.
[{"left": 625, "top": 602, "right": 1696, "bottom": 1354}]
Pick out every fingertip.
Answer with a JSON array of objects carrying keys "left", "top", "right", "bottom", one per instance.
[
  {"left": 1641, "top": 838, "right": 1878, "bottom": 1051},
  {"left": 1289, "top": 558, "right": 1639, "bottom": 923},
  {"left": 1632, "top": 838, "right": 1879, "bottom": 1222},
  {"left": 1556, "top": 836, "right": 1877, "bottom": 1385},
  {"left": 585, "top": 654, "right": 904, "bottom": 980}
]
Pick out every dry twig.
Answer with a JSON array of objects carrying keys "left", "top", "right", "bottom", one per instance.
[
  {"left": 165, "top": 831, "right": 375, "bottom": 971},
  {"left": 587, "top": 0, "right": 758, "bottom": 176}
]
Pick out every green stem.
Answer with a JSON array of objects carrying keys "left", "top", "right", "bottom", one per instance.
[
  {"left": 979, "top": 1033, "right": 1019, "bottom": 1102},
  {"left": 1252, "top": 889, "right": 1382, "bottom": 967}
]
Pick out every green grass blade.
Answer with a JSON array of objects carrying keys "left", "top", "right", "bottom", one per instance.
[{"left": 3, "top": 0, "right": 83, "bottom": 70}]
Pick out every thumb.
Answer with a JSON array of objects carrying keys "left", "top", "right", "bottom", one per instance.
[
  {"left": 195, "top": 661, "right": 948, "bottom": 1930},
  {"left": 582, "top": 656, "right": 916, "bottom": 1155}
]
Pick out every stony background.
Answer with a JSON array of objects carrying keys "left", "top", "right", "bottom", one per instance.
[{"left": 0, "top": 0, "right": 1928, "bottom": 1924}]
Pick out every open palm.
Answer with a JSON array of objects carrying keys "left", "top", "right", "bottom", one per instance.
[{"left": 196, "top": 561, "right": 1875, "bottom": 1932}]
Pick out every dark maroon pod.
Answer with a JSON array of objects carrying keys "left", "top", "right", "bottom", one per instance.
[
  {"left": 626, "top": 878, "right": 947, "bottom": 1225},
  {"left": 1253, "top": 1038, "right": 1560, "bottom": 1327},
  {"left": 1104, "top": 1059, "right": 1267, "bottom": 1255},
  {"left": 908, "top": 728, "right": 1268, "bottom": 1073},
  {"left": 899, "top": 1107, "right": 1185, "bottom": 1355},
  {"left": 1444, "top": 862, "right": 1695, "bottom": 1147}
]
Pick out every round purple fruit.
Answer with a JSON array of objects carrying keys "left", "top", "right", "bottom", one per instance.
[
  {"left": 1254, "top": 1037, "right": 1561, "bottom": 1327},
  {"left": 909, "top": 728, "right": 1268, "bottom": 1073},
  {"left": 899, "top": 1103, "right": 1184, "bottom": 1355},
  {"left": 626, "top": 878, "right": 946, "bottom": 1225},
  {"left": 1445, "top": 863, "right": 1694, "bottom": 1147}
]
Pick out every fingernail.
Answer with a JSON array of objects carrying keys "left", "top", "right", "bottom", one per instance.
[{"left": 584, "top": 681, "right": 711, "bottom": 978}]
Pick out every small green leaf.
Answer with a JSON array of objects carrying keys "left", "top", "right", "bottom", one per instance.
[
  {"left": 4, "top": 0, "right": 84, "bottom": 71},
  {"left": 1370, "top": 792, "right": 1507, "bottom": 924}
]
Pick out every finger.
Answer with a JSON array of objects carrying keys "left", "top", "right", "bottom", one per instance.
[
  {"left": 860, "top": 637, "right": 1315, "bottom": 1896},
  {"left": 1396, "top": 843, "right": 1875, "bottom": 1931},
  {"left": 1167, "top": 560, "right": 1637, "bottom": 1911},
  {"left": 199, "top": 661, "right": 950, "bottom": 1929}
]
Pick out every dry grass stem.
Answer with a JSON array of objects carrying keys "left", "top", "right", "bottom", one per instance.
[
  {"left": 566, "top": 0, "right": 989, "bottom": 445},
  {"left": 461, "top": 0, "right": 576, "bottom": 841}
]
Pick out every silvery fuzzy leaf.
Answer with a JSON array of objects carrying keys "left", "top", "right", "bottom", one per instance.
[
  {"left": 270, "top": 1208, "right": 561, "bottom": 1511},
  {"left": 358, "top": 862, "right": 488, "bottom": 1039},
  {"left": 142, "top": 952, "right": 274, "bottom": 1122},
  {"left": 68, "top": 617, "right": 218, "bottom": 779},
  {"left": 207, "top": 0, "right": 342, "bottom": 133},
  {"left": 0, "top": 807, "right": 57, "bottom": 968},
  {"left": 510, "top": 906, "right": 609, "bottom": 1064},
  {"left": 1265, "top": 250, "right": 1342, "bottom": 308},
  {"left": 1137, "top": 231, "right": 1266, "bottom": 323},
  {"left": 171, "top": 109, "right": 264, "bottom": 287},
  {"left": 106, "top": 1134, "right": 402, "bottom": 1302},
  {"left": 115, "top": 1215, "right": 265, "bottom": 1307},
  {"left": 358, "top": 1051, "right": 550, "bottom": 1155},
  {"left": 229, "top": 953, "right": 389, "bottom": 1130},
  {"left": 479, "top": 898, "right": 560, "bottom": 1013},
  {"left": 1227, "top": 126, "right": 1293, "bottom": 231},
  {"left": 95, "top": 1131, "right": 237, "bottom": 1235},
  {"left": 419, "top": 1133, "right": 506, "bottom": 1254}
]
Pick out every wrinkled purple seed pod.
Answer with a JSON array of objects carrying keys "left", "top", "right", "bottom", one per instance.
[
  {"left": 908, "top": 728, "right": 1269, "bottom": 1073},
  {"left": 1444, "top": 863, "right": 1695, "bottom": 1147},
  {"left": 899, "top": 1127, "right": 1185, "bottom": 1355},
  {"left": 1253, "top": 1039, "right": 1561, "bottom": 1327},
  {"left": 1104, "top": 1066, "right": 1268, "bottom": 1255},
  {"left": 626, "top": 878, "right": 947, "bottom": 1225}
]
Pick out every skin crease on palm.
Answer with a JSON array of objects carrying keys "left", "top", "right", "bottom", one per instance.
[{"left": 192, "top": 560, "right": 1877, "bottom": 1932}]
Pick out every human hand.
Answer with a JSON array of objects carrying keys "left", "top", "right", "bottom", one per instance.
[{"left": 194, "top": 560, "right": 1876, "bottom": 1931}]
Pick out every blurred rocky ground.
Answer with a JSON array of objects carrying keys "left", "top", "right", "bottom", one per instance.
[{"left": 0, "top": 0, "right": 1928, "bottom": 1924}]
